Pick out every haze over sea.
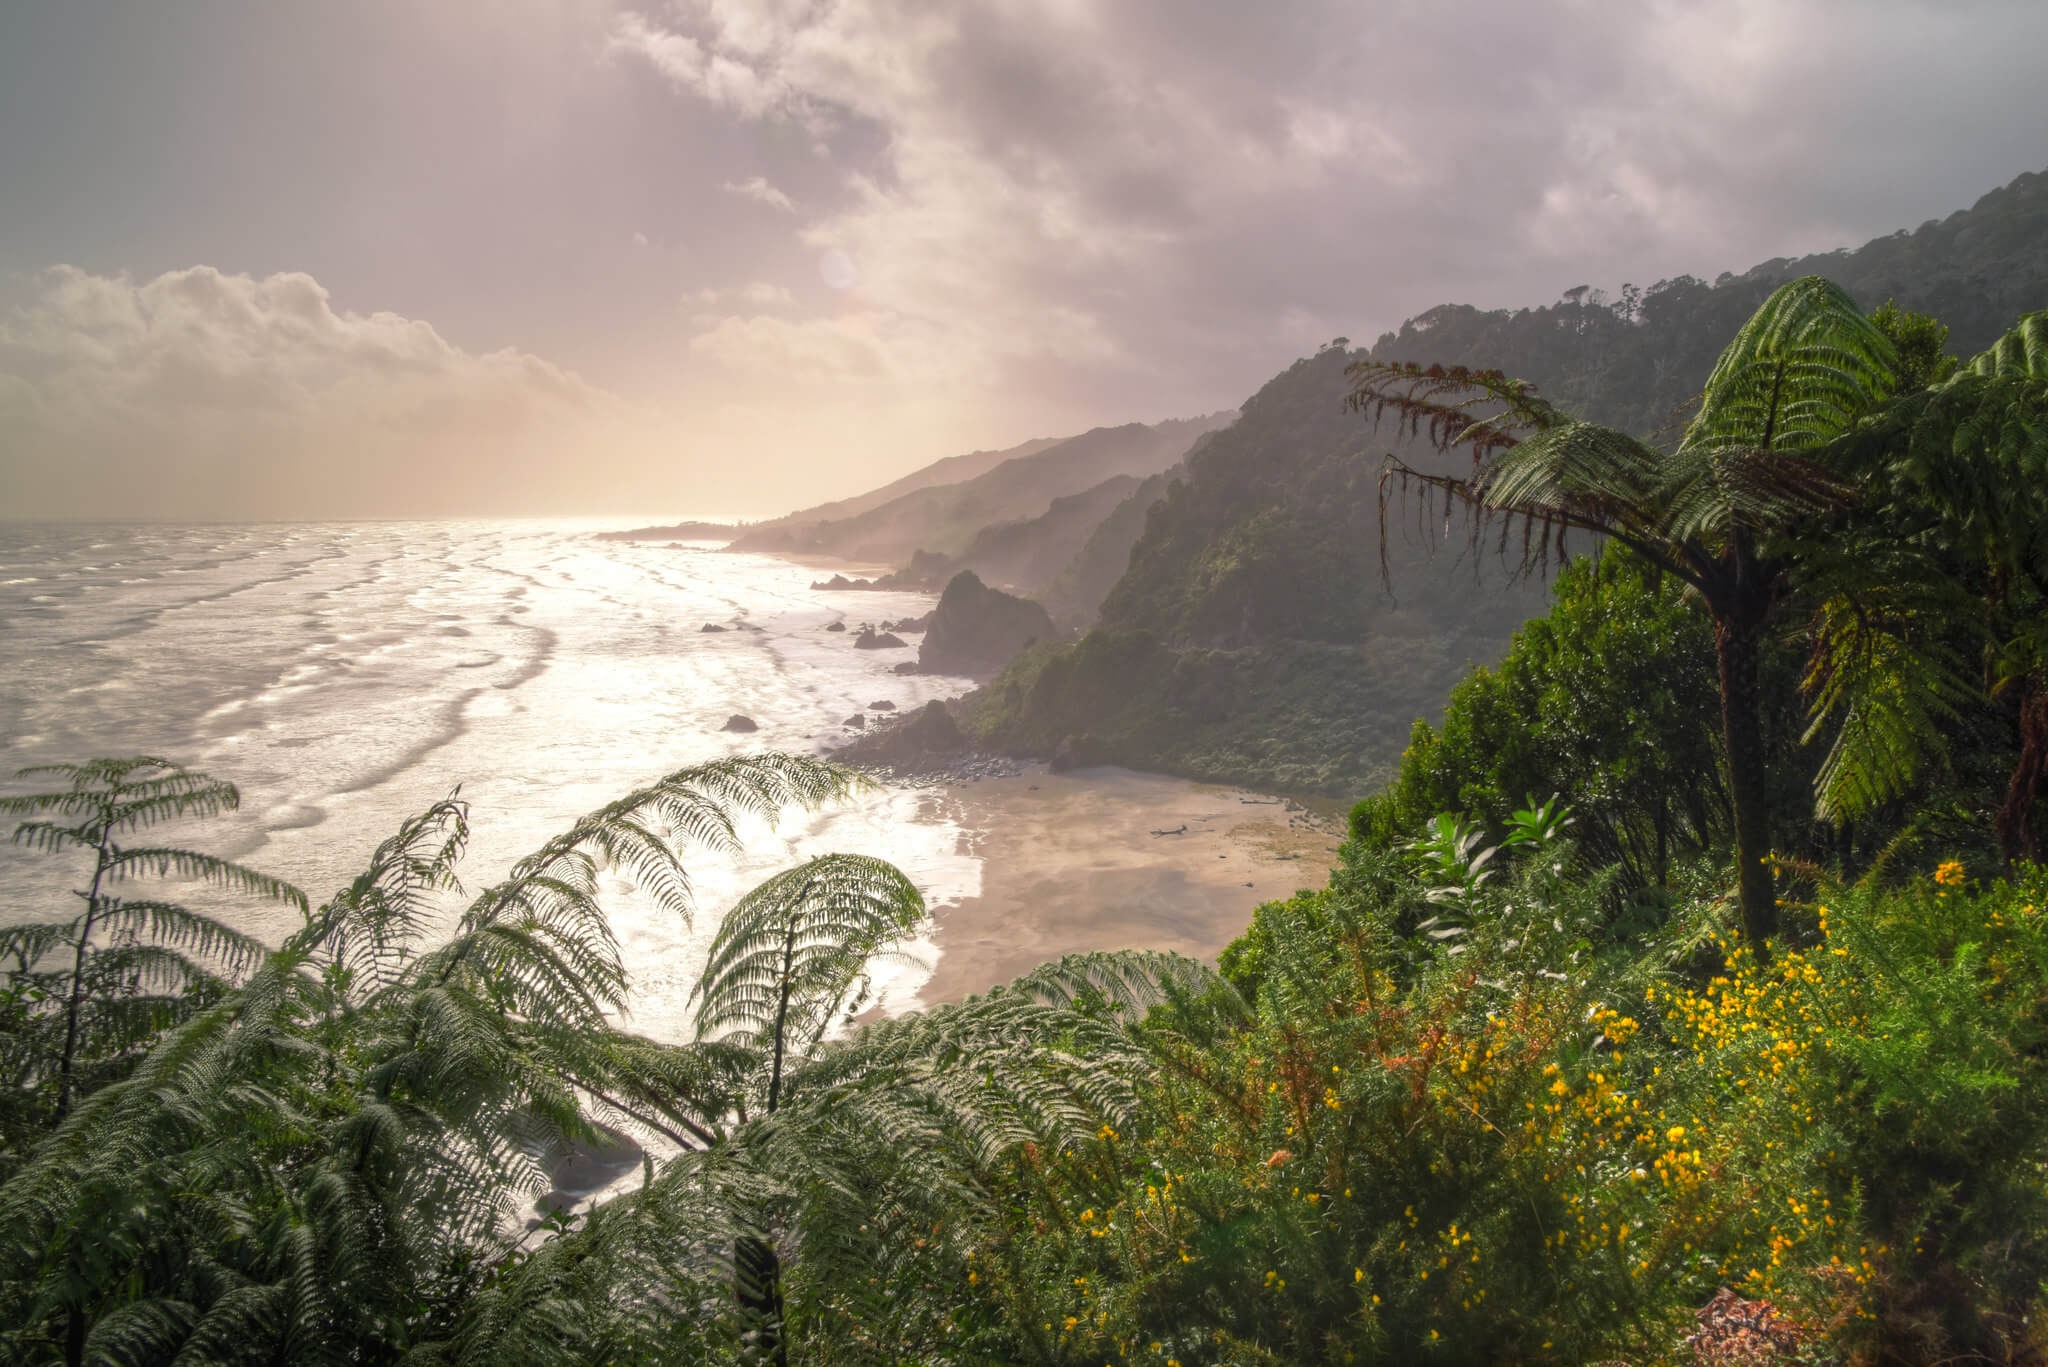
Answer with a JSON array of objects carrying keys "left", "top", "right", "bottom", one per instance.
[{"left": 0, "top": 519, "right": 986, "bottom": 1039}]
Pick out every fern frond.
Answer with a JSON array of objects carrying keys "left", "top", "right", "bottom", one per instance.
[
  {"left": 1803, "top": 585, "right": 1974, "bottom": 823},
  {"left": 692, "top": 854, "right": 925, "bottom": 1046},
  {"left": 106, "top": 847, "right": 308, "bottom": 910},
  {"left": 95, "top": 898, "right": 269, "bottom": 974}
]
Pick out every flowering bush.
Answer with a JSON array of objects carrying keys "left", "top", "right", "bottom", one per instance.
[{"left": 956, "top": 848, "right": 2048, "bottom": 1365}]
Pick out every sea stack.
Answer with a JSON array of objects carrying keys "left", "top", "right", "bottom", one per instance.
[{"left": 918, "top": 571, "right": 1057, "bottom": 677}]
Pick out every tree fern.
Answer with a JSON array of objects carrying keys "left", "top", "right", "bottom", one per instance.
[
  {"left": 1350, "top": 277, "right": 1905, "bottom": 946},
  {"left": 1, "top": 758, "right": 305, "bottom": 1125},
  {"left": 1805, "top": 310, "right": 2048, "bottom": 851}
]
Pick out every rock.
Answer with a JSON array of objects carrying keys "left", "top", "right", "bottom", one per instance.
[
  {"left": 844, "top": 713, "right": 866, "bottom": 729},
  {"left": 831, "top": 700, "right": 966, "bottom": 771},
  {"left": 885, "top": 612, "right": 933, "bottom": 633},
  {"left": 721, "top": 714, "right": 759, "bottom": 733},
  {"left": 699, "top": 623, "right": 727, "bottom": 633},
  {"left": 869, "top": 699, "right": 896, "bottom": 711},
  {"left": 892, "top": 661, "right": 920, "bottom": 674},
  {"left": 897, "top": 700, "right": 966, "bottom": 751},
  {"left": 810, "top": 573, "right": 876, "bottom": 590},
  {"left": 853, "top": 629, "right": 909, "bottom": 650},
  {"left": 1050, "top": 733, "right": 1107, "bottom": 772},
  {"left": 873, "top": 549, "right": 953, "bottom": 591},
  {"left": 825, "top": 621, "right": 847, "bottom": 632},
  {"left": 918, "top": 571, "right": 1057, "bottom": 677}
]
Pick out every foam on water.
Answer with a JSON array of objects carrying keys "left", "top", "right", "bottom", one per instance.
[{"left": 0, "top": 519, "right": 978, "bottom": 1036}]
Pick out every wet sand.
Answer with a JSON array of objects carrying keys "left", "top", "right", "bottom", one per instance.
[{"left": 914, "top": 764, "right": 1345, "bottom": 1004}]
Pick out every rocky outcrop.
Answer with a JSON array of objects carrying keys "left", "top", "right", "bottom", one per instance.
[
  {"left": 824, "top": 621, "right": 847, "bottom": 633},
  {"left": 869, "top": 700, "right": 896, "bottom": 711},
  {"left": 918, "top": 572, "right": 1057, "bottom": 678},
  {"left": 721, "top": 715, "right": 758, "bottom": 733},
  {"left": 854, "top": 628, "right": 909, "bottom": 650},
  {"left": 700, "top": 623, "right": 727, "bottom": 633},
  {"left": 832, "top": 700, "right": 964, "bottom": 768}
]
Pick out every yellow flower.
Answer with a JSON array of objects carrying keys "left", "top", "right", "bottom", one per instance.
[{"left": 1935, "top": 859, "right": 1966, "bottom": 887}]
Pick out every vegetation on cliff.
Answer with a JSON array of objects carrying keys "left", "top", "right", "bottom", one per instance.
[
  {"left": 967, "top": 168, "right": 2048, "bottom": 797},
  {"left": 917, "top": 571, "right": 1059, "bottom": 678}
]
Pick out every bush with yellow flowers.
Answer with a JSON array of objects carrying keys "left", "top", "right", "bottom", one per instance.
[{"left": 957, "top": 826, "right": 2048, "bottom": 1366}]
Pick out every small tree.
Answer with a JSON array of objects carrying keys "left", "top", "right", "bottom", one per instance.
[{"left": 1, "top": 758, "right": 302, "bottom": 1121}]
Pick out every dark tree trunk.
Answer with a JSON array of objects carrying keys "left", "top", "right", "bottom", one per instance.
[
  {"left": 736, "top": 1235, "right": 788, "bottom": 1367},
  {"left": 1996, "top": 681, "right": 2048, "bottom": 866},
  {"left": 56, "top": 830, "right": 113, "bottom": 1122},
  {"left": 1714, "top": 600, "right": 1777, "bottom": 949},
  {"left": 1653, "top": 797, "right": 1670, "bottom": 889}
]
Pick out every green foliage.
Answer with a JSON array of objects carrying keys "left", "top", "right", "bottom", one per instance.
[
  {"left": 966, "top": 833, "right": 2048, "bottom": 1364},
  {"left": 1351, "top": 550, "right": 1729, "bottom": 892},
  {"left": 0, "top": 752, "right": 1225, "bottom": 1365},
  {"left": 0, "top": 758, "right": 302, "bottom": 1146}
]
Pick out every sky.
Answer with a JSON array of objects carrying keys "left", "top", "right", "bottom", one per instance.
[{"left": 2, "top": 1, "right": 2045, "bottom": 522}]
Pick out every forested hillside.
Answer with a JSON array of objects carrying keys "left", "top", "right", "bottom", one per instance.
[
  {"left": 965, "top": 166, "right": 2048, "bottom": 794},
  {"left": 1361, "top": 168, "right": 2048, "bottom": 437}
]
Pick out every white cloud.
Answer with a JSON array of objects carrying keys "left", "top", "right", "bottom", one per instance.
[
  {"left": 0, "top": 266, "right": 670, "bottom": 519},
  {"left": 722, "top": 175, "right": 796, "bottom": 212}
]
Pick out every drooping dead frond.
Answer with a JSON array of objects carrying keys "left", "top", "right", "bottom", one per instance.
[{"left": 1345, "top": 360, "right": 1568, "bottom": 463}]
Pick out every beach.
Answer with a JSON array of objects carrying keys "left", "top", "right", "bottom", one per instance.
[{"left": 916, "top": 765, "right": 1343, "bottom": 1003}]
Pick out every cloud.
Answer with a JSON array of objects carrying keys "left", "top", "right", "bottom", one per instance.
[
  {"left": 609, "top": 0, "right": 2048, "bottom": 430},
  {"left": 721, "top": 175, "right": 796, "bottom": 213},
  {"left": 0, "top": 266, "right": 671, "bottom": 519}
]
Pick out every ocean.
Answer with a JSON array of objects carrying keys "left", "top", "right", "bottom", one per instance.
[{"left": 0, "top": 519, "right": 988, "bottom": 1039}]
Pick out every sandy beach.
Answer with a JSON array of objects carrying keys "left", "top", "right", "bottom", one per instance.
[{"left": 912, "top": 764, "right": 1346, "bottom": 1004}]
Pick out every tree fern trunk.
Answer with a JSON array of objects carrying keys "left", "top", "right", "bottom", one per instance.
[
  {"left": 56, "top": 827, "right": 113, "bottom": 1121},
  {"left": 1996, "top": 681, "right": 2047, "bottom": 866},
  {"left": 735, "top": 1234, "right": 787, "bottom": 1367},
  {"left": 1714, "top": 602, "right": 1777, "bottom": 950},
  {"left": 1654, "top": 797, "right": 1670, "bottom": 889}
]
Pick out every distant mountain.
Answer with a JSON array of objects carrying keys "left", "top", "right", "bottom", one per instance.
[
  {"left": 964, "top": 165, "right": 2048, "bottom": 796},
  {"left": 729, "top": 414, "right": 1234, "bottom": 566},
  {"left": 934, "top": 473, "right": 1143, "bottom": 598},
  {"left": 742, "top": 433, "right": 1069, "bottom": 534}
]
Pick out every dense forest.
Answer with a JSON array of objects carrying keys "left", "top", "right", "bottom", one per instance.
[
  {"left": 964, "top": 167, "right": 2048, "bottom": 795},
  {"left": 5, "top": 263, "right": 2048, "bottom": 1363}
]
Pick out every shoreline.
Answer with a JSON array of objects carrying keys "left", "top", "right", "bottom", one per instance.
[{"left": 909, "top": 765, "right": 1343, "bottom": 1005}]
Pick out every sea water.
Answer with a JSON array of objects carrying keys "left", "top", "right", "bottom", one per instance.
[{"left": 0, "top": 519, "right": 983, "bottom": 1039}]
